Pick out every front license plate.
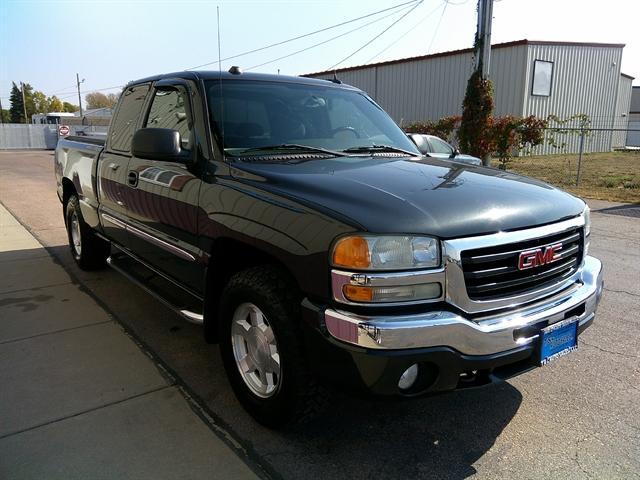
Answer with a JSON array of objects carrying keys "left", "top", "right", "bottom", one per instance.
[{"left": 539, "top": 317, "right": 578, "bottom": 366}]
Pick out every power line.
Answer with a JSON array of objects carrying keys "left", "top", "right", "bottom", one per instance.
[
  {"left": 245, "top": 4, "right": 416, "bottom": 71},
  {"left": 364, "top": 1, "right": 445, "bottom": 64},
  {"left": 186, "top": 0, "right": 420, "bottom": 70},
  {"left": 4, "top": 3, "right": 419, "bottom": 102},
  {"left": 426, "top": 0, "right": 449, "bottom": 54},
  {"left": 0, "top": 0, "right": 430, "bottom": 101},
  {"left": 328, "top": 0, "right": 424, "bottom": 70},
  {"left": 1, "top": 82, "right": 82, "bottom": 100},
  {"left": 47, "top": 83, "right": 81, "bottom": 96},
  {"left": 57, "top": 85, "right": 124, "bottom": 101}
]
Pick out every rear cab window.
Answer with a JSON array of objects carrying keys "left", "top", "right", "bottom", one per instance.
[{"left": 108, "top": 83, "right": 151, "bottom": 153}]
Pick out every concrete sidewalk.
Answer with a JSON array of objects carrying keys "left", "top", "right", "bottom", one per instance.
[{"left": 0, "top": 203, "right": 259, "bottom": 480}]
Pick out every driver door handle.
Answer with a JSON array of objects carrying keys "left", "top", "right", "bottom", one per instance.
[{"left": 127, "top": 171, "right": 139, "bottom": 187}]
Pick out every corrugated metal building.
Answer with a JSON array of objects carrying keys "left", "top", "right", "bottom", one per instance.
[
  {"left": 613, "top": 74, "right": 634, "bottom": 148},
  {"left": 627, "top": 86, "right": 640, "bottom": 147},
  {"left": 304, "top": 40, "right": 635, "bottom": 154}
]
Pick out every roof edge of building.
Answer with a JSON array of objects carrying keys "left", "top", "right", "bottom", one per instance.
[
  {"left": 303, "top": 39, "right": 627, "bottom": 77},
  {"left": 621, "top": 73, "right": 635, "bottom": 80}
]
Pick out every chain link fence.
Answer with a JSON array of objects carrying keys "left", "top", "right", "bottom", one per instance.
[{"left": 506, "top": 126, "right": 640, "bottom": 203}]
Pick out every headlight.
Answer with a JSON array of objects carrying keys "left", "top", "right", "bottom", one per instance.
[
  {"left": 583, "top": 205, "right": 591, "bottom": 237},
  {"left": 583, "top": 205, "right": 591, "bottom": 255},
  {"left": 332, "top": 235, "right": 440, "bottom": 270}
]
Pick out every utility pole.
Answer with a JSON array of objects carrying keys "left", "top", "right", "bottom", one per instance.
[
  {"left": 20, "top": 81, "right": 28, "bottom": 124},
  {"left": 474, "top": 0, "right": 494, "bottom": 79},
  {"left": 76, "top": 73, "right": 85, "bottom": 117}
]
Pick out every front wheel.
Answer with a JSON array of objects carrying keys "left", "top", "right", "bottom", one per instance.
[
  {"left": 218, "top": 266, "right": 326, "bottom": 428},
  {"left": 65, "top": 195, "right": 110, "bottom": 270}
]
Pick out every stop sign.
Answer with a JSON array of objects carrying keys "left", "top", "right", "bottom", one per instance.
[{"left": 58, "top": 125, "right": 70, "bottom": 136}]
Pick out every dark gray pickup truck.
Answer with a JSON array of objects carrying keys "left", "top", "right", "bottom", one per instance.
[{"left": 55, "top": 70, "right": 603, "bottom": 427}]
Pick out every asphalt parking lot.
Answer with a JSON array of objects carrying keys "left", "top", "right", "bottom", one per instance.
[{"left": 1, "top": 150, "right": 638, "bottom": 479}]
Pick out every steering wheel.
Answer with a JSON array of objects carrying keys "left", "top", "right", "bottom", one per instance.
[{"left": 331, "top": 126, "right": 360, "bottom": 138}]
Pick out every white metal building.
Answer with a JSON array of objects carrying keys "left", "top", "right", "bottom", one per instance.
[
  {"left": 304, "top": 40, "right": 635, "bottom": 154},
  {"left": 627, "top": 86, "right": 640, "bottom": 147}
]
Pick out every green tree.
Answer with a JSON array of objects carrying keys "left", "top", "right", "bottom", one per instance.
[
  {"left": 0, "top": 109, "right": 9, "bottom": 123},
  {"left": 32, "top": 90, "right": 49, "bottom": 114},
  {"left": 62, "top": 101, "right": 79, "bottom": 113},
  {"left": 7, "top": 82, "right": 79, "bottom": 121},
  {"left": 22, "top": 83, "right": 36, "bottom": 119},
  {"left": 48, "top": 96, "right": 64, "bottom": 112},
  {"left": 9, "top": 82, "right": 25, "bottom": 123},
  {"left": 85, "top": 91, "right": 119, "bottom": 110}
]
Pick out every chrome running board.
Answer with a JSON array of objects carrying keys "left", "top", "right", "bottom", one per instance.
[{"left": 106, "top": 251, "right": 204, "bottom": 325}]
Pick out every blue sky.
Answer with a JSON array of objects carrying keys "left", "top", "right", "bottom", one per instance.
[{"left": 1, "top": 0, "right": 638, "bottom": 104}]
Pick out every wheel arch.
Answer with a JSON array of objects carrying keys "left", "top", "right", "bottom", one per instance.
[
  {"left": 203, "top": 236, "right": 301, "bottom": 343},
  {"left": 61, "top": 178, "right": 78, "bottom": 224}
]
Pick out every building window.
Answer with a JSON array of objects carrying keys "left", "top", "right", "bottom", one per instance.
[{"left": 532, "top": 60, "right": 553, "bottom": 97}]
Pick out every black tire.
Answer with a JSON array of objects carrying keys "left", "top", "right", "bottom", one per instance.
[
  {"left": 65, "top": 195, "right": 110, "bottom": 270},
  {"left": 219, "top": 265, "right": 326, "bottom": 428}
]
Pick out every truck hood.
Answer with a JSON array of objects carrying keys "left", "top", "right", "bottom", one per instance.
[{"left": 230, "top": 156, "right": 586, "bottom": 238}]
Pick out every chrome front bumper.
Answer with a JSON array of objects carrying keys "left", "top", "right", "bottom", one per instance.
[{"left": 324, "top": 256, "right": 603, "bottom": 356}]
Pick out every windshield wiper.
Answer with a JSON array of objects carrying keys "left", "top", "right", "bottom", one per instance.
[
  {"left": 235, "top": 144, "right": 342, "bottom": 157},
  {"left": 341, "top": 145, "right": 421, "bottom": 157}
]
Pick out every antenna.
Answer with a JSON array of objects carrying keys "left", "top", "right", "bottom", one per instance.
[{"left": 217, "top": 5, "right": 225, "bottom": 156}]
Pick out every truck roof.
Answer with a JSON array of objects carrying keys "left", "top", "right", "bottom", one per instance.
[{"left": 127, "top": 70, "right": 360, "bottom": 90}]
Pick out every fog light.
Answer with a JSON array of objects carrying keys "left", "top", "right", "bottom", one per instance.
[{"left": 398, "top": 364, "right": 419, "bottom": 390}]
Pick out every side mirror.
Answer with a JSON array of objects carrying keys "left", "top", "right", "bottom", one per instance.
[
  {"left": 132, "top": 128, "right": 185, "bottom": 162},
  {"left": 451, "top": 148, "right": 460, "bottom": 158}
]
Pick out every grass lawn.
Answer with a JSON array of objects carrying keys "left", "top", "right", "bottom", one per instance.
[{"left": 498, "top": 150, "right": 640, "bottom": 204}]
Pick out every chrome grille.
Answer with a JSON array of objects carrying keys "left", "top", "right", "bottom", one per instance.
[{"left": 461, "top": 227, "right": 583, "bottom": 300}]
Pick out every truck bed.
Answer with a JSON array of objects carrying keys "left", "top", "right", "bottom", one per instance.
[
  {"left": 55, "top": 135, "right": 105, "bottom": 230},
  {"left": 64, "top": 135, "right": 106, "bottom": 146}
]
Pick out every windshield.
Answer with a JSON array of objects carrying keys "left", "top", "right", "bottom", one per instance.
[{"left": 205, "top": 79, "right": 419, "bottom": 157}]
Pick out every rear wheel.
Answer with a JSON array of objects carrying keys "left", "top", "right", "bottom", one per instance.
[
  {"left": 65, "top": 195, "right": 110, "bottom": 270},
  {"left": 219, "top": 266, "right": 326, "bottom": 428}
]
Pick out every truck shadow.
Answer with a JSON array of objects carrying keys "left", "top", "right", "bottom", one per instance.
[
  {"left": 34, "top": 245, "right": 522, "bottom": 480},
  {"left": 282, "top": 383, "right": 522, "bottom": 479}
]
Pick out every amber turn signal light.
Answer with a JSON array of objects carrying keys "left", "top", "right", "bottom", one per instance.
[
  {"left": 332, "top": 236, "right": 370, "bottom": 269},
  {"left": 343, "top": 284, "right": 374, "bottom": 302}
]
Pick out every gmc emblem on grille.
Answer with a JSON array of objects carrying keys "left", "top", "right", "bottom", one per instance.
[{"left": 518, "top": 243, "right": 563, "bottom": 270}]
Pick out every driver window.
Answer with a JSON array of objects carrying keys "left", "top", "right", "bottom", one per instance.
[
  {"left": 430, "top": 137, "right": 453, "bottom": 155},
  {"left": 328, "top": 97, "right": 381, "bottom": 138},
  {"left": 145, "top": 88, "right": 192, "bottom": 150}
]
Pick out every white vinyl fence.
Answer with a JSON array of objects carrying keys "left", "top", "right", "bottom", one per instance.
[{"left": 0, "top": 124, "right": 109, "bottom": 150}]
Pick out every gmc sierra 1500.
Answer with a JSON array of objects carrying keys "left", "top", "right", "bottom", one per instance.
[{"left": 55, "top": 70, "right": 603, "bottom": 427}]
